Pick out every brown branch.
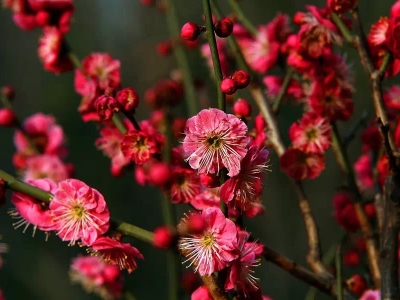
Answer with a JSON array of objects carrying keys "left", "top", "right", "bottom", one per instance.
[
  {"left": 201, "top": 275, "right": 227, "bottom": 300},
  {"left": 263, "top": 246, "right": 337, "bottom": 297},
  {"left": 380, "top": 176, "right": 400, "bottom": 300},
  {"left": 249, "top": 85, "right": 331, "bottom": 280}
]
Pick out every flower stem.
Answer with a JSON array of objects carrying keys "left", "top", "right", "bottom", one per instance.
[
  {"left": 272, "top": 68, "right": 294, "bottom": 114},
  {"left": 67, "top": 51, "right": 82, "bottom": 70},
  {"left": 164, "top": 0, "right": 199, "bottom": 116},
  {"left": 0, "top": 168, "right": 155, "bottom": 244},
  {"left": 202, "top": 0, "right": 225, "bottom": 112},
  {"left": 122, "top": 112, "right": 141, "bottom": 132},
  {"left": 112, "top": 114, "right": 127, "bottom": 134},
  {"left": 331, "top": 13, "right": 353, "bottom": 43},
  {"left": 227, "top": 0, "right": 258, "bottom": 36}
]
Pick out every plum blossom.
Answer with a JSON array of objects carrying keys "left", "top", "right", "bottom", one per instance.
[
  {"left": 183, "top": 108, "right": 249, "bottom": 177},
  {"left": 70, "top": 255, "right": 123, "bottom": 300},
  {"left": 178, "top": 207, "right": 239, "bottom": 276},
  {"left": 9, "top": 178, "right": 56, "bottom": 236},
  {"left": 50, "top": 179, "right": 110, "bottom": 246},
  {"left": 220, "top": 146, "right": 269, "bottom": 206},
  {"left": 359, "top": 289, "right": 381, "bottom": 300},
  {"left": 23, "top": 154, "right": 69, "bottom": 183},
  {"left": 88, "top": 236, "right": 144, "bottom": 273},
  {"left": 289, "top": 113, "right": 331, "bottom": 154}
]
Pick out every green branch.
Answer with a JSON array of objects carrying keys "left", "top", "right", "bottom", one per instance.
[
  {"left": 0, "top": 168, "right": 154, "bottom": 244},
  {"left": 202, "top": 0, "right": 225, "bottom": 111}
]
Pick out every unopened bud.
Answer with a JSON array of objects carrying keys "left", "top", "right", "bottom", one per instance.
[
  {"left": 220, "top": 78, "right": 237, "bottom": 95},
  {"left": 214, "top": 17, "right": 234, "bottom": 38},
  {"left": 0, "top": 108, "right": 17, "bottom": 127}
]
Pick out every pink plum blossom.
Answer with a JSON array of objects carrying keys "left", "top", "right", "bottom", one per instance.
[
  {"left": 178, "top": 207, "right": 239, "bottom": 276},
  {"left": 183, "top": 108, "right": 249, "bottom": 177},
  {"left": 23, "top": 154, "right": 69, "bottom": 183},
  {"left": 50, "top": 179, "right": 110, "bottom": 246}
]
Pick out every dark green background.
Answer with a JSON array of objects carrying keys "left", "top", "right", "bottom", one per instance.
[{"left": 0, "top": 0, "right": 393, "bottom": 299}]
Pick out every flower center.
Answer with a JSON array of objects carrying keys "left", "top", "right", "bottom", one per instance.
[
  {"left": 305, "top": 128, "right": 318, "bottom": 140},
  {"left": 201, "top": 233, "right": 215, "bottom": 248},
  {"left": 72, "top": 204, "right": 85, "bottom": 219},
  {"left": 207, "top": 136, "right": 222, "bottom": 149}
]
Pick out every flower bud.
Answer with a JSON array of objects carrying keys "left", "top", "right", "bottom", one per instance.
[
  {"left": 35, "top": 10, "right": 50, "bottom": 26},
  {"left": 94, "top": 95, "right": 120, "bottom": 121},
  {"left": 116, "top": 87, "right": 140, "bottom": 113},
  {"left": 153, "top": 226, "right": 175, "bottom": 249},
  {"left": 254, "top": 114, "right": 266, "bottom": 132},
  {"left": 156, "top": 41, "right": 172, "bottom": 56},
  {"left": 232, "top": 70, "right": 250, "bottom": 89},
  {"left": 214, "top": 17, "right": 234, "bottom": 38},
  {"left": 148, "top": 162, "right": 170, "bottom": 186},
  {"left": 0, "top": 108, "right": 17, "bottom": 127},
  {"left": 186, "top": 213, "right": 206, "bottom": 234},
  {"left": 233, "top": 98, "right": 252, "bottom": 119},
  {"left": 181, "top": 22, "right": 201, "bottom": 41},
  {"left": 1, "top": 85, "right": 15, "bottom": 100},
  {"left": 181, "top": 271, "right": 200, "bottom": 293},
  {"left": 199, "top": 173, "right": 220, "bottom": 188},
  {"left": 363, "top": 203, "right": 376, "bottom": 219},
  {"left": 346, "top": 274, "right": 367, "bottom": 295},
  {"left": 103, "top": 265, "right": 121, "bottom": 282},
  {"left": 343, "top": 249, "right": 360, "bottom": 267},
  {"left": 220, "top": 78, "right": 237, "bottom": 95}
]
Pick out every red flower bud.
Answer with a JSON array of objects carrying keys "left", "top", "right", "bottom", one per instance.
[
  {"left": 181, "top": 22, "right": 200, "bottom": 41},
  {"left": 1, "top": 85, "right": 15, "bottom": 100},
  {"left": 186, "top": 213, "right": 207, "bottom": 234},
  {"left": 346, "top": 274, "right": 367, "bottom": 295},
  {"left": 343, "top": 249, "right": 360, "bottom": 267},
  {"left": 116, "top": 87, "right": 140, "bottom": 112},
  {"left": 0, "top": 108, "right": 17, "bottom": 127},
  {"left": 153, "top": 226, "right": 175, "bottom": 249},
  {"left": 94, "top": 95, "right": 120, "bottom": 121},
  {"left": 199, "top": 173, "right": 220, "bottom": 188},
  {"left": 148, "top": 162, "right": 170, "bottom": 186},
  {"left": 181, "top": 271, "right": 200, "bottom": 293},
  {"left": 172, "top": 117, "right": 186, "bottom": 138},
  {"left": 232, "top": 70, "right": 250, "bottom": 89},
  {"left": 233, "top": 98, "right": 252, "bottom": 119},
  {"left": 254, "top": 114, "right": 266, "bottom": 132},
  {"left": 363, "top": 203, "right": 376, "bottom": 219},
  {"left": 35, "top": 10, "right": 50, "bottom": 26},
  {"left": 214, "top": 17, "right": 234, "bottom": 38},
  {"left": 156, "top": 41, "right": 173, "bottom": 56},
  {"left": 220, "top": 78, "right": 237, "bottom": 95}
]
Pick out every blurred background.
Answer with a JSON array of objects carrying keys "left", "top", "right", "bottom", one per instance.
[{"left": 0, "top": 0, "right": 394, "bottom": 299}]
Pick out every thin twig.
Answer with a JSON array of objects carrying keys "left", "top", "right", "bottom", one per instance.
[
  {"left": 343, "top": 111, "right": 368, "bottom": 147},
  {"left": 201, "top": 274, "right": 227, "bottom": 300},
  {"left": 335, "top": 246, "right": 343, "bottom": 300},
  {"left": 226, "top": 0, "right": 258, "bottom": 36}
]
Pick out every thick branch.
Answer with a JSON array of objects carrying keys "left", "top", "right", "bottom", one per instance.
[
  {"left": 263, "top": 246, "right": 337, "bottom": 297},
  {"left": 201, "top": 275, "right": 227, "bottom": 300},
  {"left": 380, "top": 176, "right": 400, "bottom": 300}
]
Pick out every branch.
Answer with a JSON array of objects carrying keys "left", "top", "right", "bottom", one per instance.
[
  {"left": 263, "top": 246, "right": 337, "bottom": 297},
  {"left": 0, "top": 169, "right": 154, "bottom": 244},
  {"left": 380, "top": 176, "right": 400, "bottom": 300},
  {"left": 226, "top": 0, "right": 258, "bottom": 36},
  {"left": 330, "top": 122, "right": 381, "bottom": 288},
  {"left": 201, "top": 274, "right": 227, "bottom": 300},
  {"left": 202, "top": 0, "right": 225, "bottom": 111}
]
